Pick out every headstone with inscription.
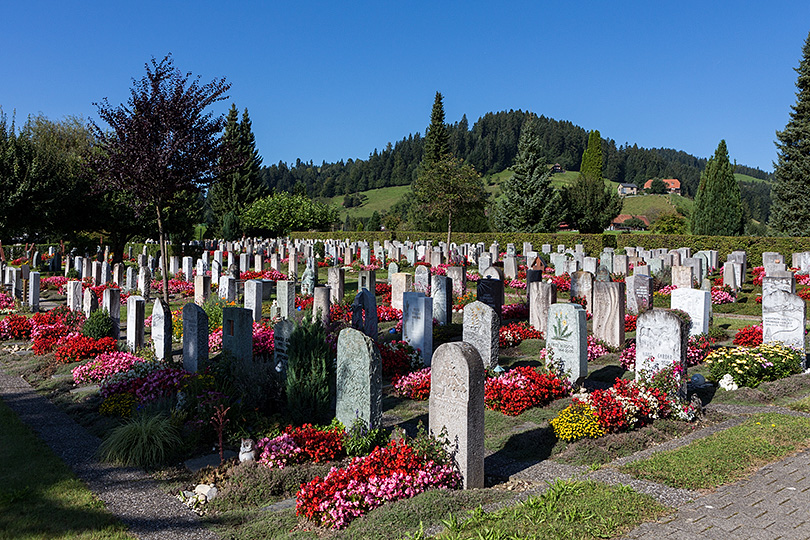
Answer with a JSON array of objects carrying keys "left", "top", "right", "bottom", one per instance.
[
  {"left": 336, "top": 328, "right": 383, "bottom": 430},
  {"left": 182, "top": 303, "right": 208, "bottom": 373},
  {"left": 463, "top": 301, "right": 499, "bottom": 369},
  {"left": 593, "top": 281, "right": 626, "bottom": 349},
  {"left": 546, "top": 303, "right": 588, "bottom": 381},
  {"left": 403, "top": 292, "right": 433, "bottom": 366},
  {"left": 635, "top": 309, "right": 689, "bottom": 399},
  {"left": 152, "top": 299, "right": 173, "bottom": 360},
  {"left": 670, "top": 288, "right": 711, "bottom": 336}
]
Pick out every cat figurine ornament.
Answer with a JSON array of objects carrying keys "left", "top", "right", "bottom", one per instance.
[{"left": 239, "top": 438, "right": 257, "bottom": 463}]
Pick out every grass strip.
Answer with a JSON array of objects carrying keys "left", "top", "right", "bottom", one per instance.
[
  {"left": 621, "top": 413, "right": 810, "bottom": 489},
  {"left": 405, "top": 480, "right": 669, "bottom": 540},
  {"left": 0, "top": 398, "right": 133, "bottom": 540}
]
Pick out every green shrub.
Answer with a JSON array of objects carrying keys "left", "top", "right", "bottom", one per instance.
[
  {"left": 313, "top": 241, "right": 325, "bottom": 258},
  {"left": 203, "top": 296, "right": 226, "bottom": 333},
  {"left": 285, "top": 316, "right": 335, "bottom": 425},
  {"left": 82, "top": 308, "right": 114, "bottom": 339},
  {"left": 705, "top": 343, "right": 803, "bottom": 388},
  {"left": 99, "top": 413, "right": 182, "bottom": 468},
  {"left": 344, "top": 418, "right": 389, "bottom": 457}
]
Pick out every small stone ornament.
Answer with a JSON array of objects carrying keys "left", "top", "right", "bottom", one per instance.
[{"left": 239, "top": 438, "right": 257, "bottom": 463}]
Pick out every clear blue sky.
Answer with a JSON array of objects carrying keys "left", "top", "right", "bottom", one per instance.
[{"left": 3, "top": 1, "right": 809, "bottom": 173}]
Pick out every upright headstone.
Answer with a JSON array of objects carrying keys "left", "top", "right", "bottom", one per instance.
[
  {"left": 593, "top": 281, "right": 626, "bottom": 349},
  {"left": 429, "top": 342, "right": 485, "bottom": 489},
  {"left": 635, "top": 309, "right": 689, "bottom": 399},
  {"left": 182, "top": 303, "right": 208, "bottom": 373},
  {"left": 300, "top": 266, "right": 316, "bottom": 296},
  {"left": 546, "top": 303, "right": 588, "bottom": 381},
  {"left": 102, "top": 287, "right": 121, "bottom": 340},
  {"left": 762, "top": 287, "right": 806, "bottom": 355},
  {"left": 446, "top": 266, "right": 466, "bottom": 296},
  {"left": 529, "top": 281, "right": 557, "bottom": 336},
  {"left": 625, "top": 274, "right": 653, "bottom": 314},
  {"left": 475, "top": 278, "right": 504, "bottom": 316},
  {"left": 218, "top": 275, "right": 236, "bottom": 302},
  {"left": 671, "top": 265, "right": 694, "bottom": 289},
  {"left": 327, "top": 267, "right": 345, "bottom": 303},
  {"left": 683, "top": 258, "right": 703, "bottom": 285},
  {"left": 431, "top": 274, "right": 453, "bottom": 325},
  {"left": 138, "top": 266, "right": 151, "bottom": 300},
  {"left": 336, "top": 328, "right": 383, "bottom": 430},
  {"left": 277, "top": 280, "right": 296, "bottom": 320},
  {"left": 126, "top": 295, "right": 146, "bottom": 352},
  {"left": 390, "top": 272, "right": 413, "bottom": 311},
  {"left": 477, "top": 254, "right": 492, "bottom": 275},
  {"left": 403, "top": 292, "right": 433, "bottom": 366},
  {"left": 83, "top": 288, "right": 98, "bottom": 318},
  {"left": 221, "top": 307, "right": 253, "bottom": 365},
  {"left": 152, "top": 299, "right": 173, "bottom": 360},
  {"left": 462, "top": 301, "right": 499, "bottom": 369},
  {"left": 312, "top": 286, "right": 331, "bottom": 325},
  {"left": 28, "top": 271, "right": 40, "bottom": 311},
  {"left": 351, "top": 289, "right": 378, "bottom": 338},
  {"left": 670, "top": 288, "right": 711, "bottom": 337},
  {"left": 569, "top": 271, "right": 595, "bottom": 313},
  {"left": 414, "top": 265, "right": 431, "bottom": 294},
  {"left": 613, "top": 254, "right": 629, "bottom": 276},
  {"left": 66, "top": 280, "right": 83, "bottom": 312},
  {"left": 244, "top": 280, "right": 263, "bottom": 322},
  {"left": 273, "top": 319, "right": 294, "bottom": 372},
  {"left": 358, "top": 270, "right": 376, "bottom": 294}
]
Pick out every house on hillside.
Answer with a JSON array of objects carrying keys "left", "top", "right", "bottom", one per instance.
[
  {"left": 643, "top": 178, "right": 681, "bottom": 194},
  {"left": 551, "top": 163, "right": 565, "bottom": 174},
  {"left": 609, "top": 214, "right": 650, "bottom": 231},
  {"left": 617, "top": 183, "right": 638, "bottom": 197}
]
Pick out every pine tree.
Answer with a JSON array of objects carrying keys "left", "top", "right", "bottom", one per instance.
[
  {"left": 285, "top": 316, "right": 334, "bottom": 425},
  {"left": 691, "top": 140, "right": 743, "bottom": 236},
  {"left": 771, "top": 31, "right": 810, "bottom": 236},
  {"left": 207, "top": 104, "right": 265, "bottom": 238},
  {"left": 491, "top": 116, "right": 559, "bottom": 232},
  {"left": 422, "top": 91, "right": 449, "bottom": 167},
  {"left": 562, "top": 130, "right": 621, "bottom": 233}
]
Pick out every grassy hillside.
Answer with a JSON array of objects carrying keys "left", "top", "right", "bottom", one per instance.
[
  {"left": 736, "top": 173, "right": 770, "bottom": 184},
  {"left": 324, "top": 185, "right": 411, "bottom": 221}
]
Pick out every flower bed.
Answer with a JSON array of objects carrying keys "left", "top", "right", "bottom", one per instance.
[
  {"left": 54, "top": 333, "right": 118, "bottom": 363},
  {"left": 498, "top": 321, "right": 543, "bottom": 348},
  {"left": 484, "top": 366, "right": 570, "bottom": 416},
  {"left": 0, "top": 314, "right": 32, "bottom": 340},
  {"left": 570, "top": 377, "right": 674, "bottom": 434},
  {"left": 296, "top": 438, "right": 460, "bottom": 529},
  {"left": 624, "top": 313, "right": 637, "bottom": 332},
  {"left": 733, "top": 324, "right": 763, "bottom": 347},
  {"left": 620, "top": 335, "right": 716, "bottom": 370},
  {"left": 710, "top": 287, "right": 735, "bottom": 305},
  {"left": 705, "top": 342, "right": 803, "bottom": 388},
  {"left": 378, "top": 340, "right": 422, "bottom": 377},
  {"left": 101, "top": 362, "right": 193, "bottom": 404},
  {"left": 392, "top": 367, "right": 431, "bottom": 400},
  {"left": 501, "top": 303, "right": 529, "bottom": 319},
  {"left": 72, "top": 352, "right": 147, "bottom": 385}
]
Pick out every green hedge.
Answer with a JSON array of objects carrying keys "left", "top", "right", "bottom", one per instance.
[{"left": 289, "top": 231, "right": 810, "bottom": 267}]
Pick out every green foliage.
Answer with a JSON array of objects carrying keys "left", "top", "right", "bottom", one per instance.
[
  {"left": 772, "top": 30, "right": 810, "bottom": 236},
  {"left": 344, "top": 418, "right": 389, "bottom": 457},
  {"left": 241, "top": 192, "right": 339, "bottom": 237},
  {"left": 285, "top": 316, "right": 335, "bottom": 425},
  {"left": 422, "top": 91, "right": 450, "bottom": 168},
  {"left": 691, "top": 140, "right": 744, "bottom": 236},
  {"left": 650, "top": 213, "right": 688, "bottom": 234},
  {"left": 366, "top": 211, "right": 381, "bottom": 232},
  {"left": 579, "top": 130, "right": 603, "bottom": 182},
  {"left": 491, "top": 116, "right": 560, "bottom": 232},
  {"left": 648, "top": 178, "right": 668, "bottom": 194},
  {"left": 622, "top": 217, "right": 647, "bottom": 230},
  {"left": 221, "top": 211, "right": 240, "bottom": 242},
  {"left": 562, "top": 174, "right": 622, "bottom": 233},
  {"left": 99, "top": 413, "right": 182, "bottom": 469},
  {"left": 203, "top": 295, "right": 227, "bottom": 333},
  {"left": 81, "top": 308, "right": 114, "bottom": 340},
  {"left": 313, "top": 241, "right": 325, "bottom": 258}
]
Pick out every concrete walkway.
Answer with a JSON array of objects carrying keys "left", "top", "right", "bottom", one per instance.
[{"left": 0, "top": 365, "right": 219, "bottom": 540}]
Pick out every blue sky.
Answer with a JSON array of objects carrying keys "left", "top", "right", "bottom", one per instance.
[{"left": 2, "top": 2, "right": 809, "bottom": 173}]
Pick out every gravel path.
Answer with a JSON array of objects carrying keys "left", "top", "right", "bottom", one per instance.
[{"left": 0, "top": 366, "right": 219, "bottom": 540}]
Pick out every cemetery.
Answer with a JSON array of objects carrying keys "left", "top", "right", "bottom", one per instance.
[{"left": 3, "top": 236, "right": 810, "bottom": 539}]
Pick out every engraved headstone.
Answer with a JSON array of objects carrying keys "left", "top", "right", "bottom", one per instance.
[
  {"left": 102, "top": 287, "right": 120, "bottom": 340},
  {"left": 221, "top": 307, "right": 253, "bottom": 365},
  {"left": 273, "top": 319, "right": 294, "bottom": 372},
  {"left": 529, "top": 281, "right": 556, "bottom": 336},
  {"left": 463, "top": 301, "right": 499, "bottom": 369},
  {"left": 593, "top": 281, "right": 626, "bottom": 349},
  {"left": 546, "top": 303, "right": 588, "bottom": 381},
  {"left": 182, "top": 303, "right": 208, "bottom": 372},
  {"left": 431, "top": 274, "right": 453, "bottom": 325},
  {"left": 446, "top": 266, "right": 467, "bottom": 296},
  {"left": 414, "top": 265, "right": 431, "bottom": 294},
  {"left": 277, "top": 280, "right": 296, "bottom": 320},
  {"left": 312, "top": 286, "right": 331, "bottom": 325},
  {"left": 327, "top": 267, "right": 345, "bottom": 303},
  {"left": 351, "top": 289, "right": 378, "bottom": 339},
  {"left": 635, "top": 309, "right": 689, "bottom": 399},
  {"left": 390, "top": 272, "right": 413, "bottom": 311},
  {"left": 403, "top": 292, "right": 433, "bottom": 366},
  {"left": 152, "top": 299, "right": 173, "bottom": 360},
  {"left": 625, "top": 274, "right": 653, "bottom": 314},
  {"left": 336, "top": 328, "right": 382, "bottom": 430},
  {"left": 126, "top": 295, "right": 146, "bottom": 352},
  {"left": 83, "top": 288, "right": 98, "bottom": 318},
  {"left": 670, "top": 288, "right": 711, "bottom": 337},
  {"left": 244, "top": 280, "right": 263, "bottom": 322}
]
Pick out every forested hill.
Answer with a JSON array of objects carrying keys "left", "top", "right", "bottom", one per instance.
[{"left": 259, "top": 109, "right": 772, "bottom": 200}]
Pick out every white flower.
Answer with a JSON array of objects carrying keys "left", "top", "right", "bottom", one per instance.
[{"left": 719, "top": 373, "right": 738, "bottom": 391}]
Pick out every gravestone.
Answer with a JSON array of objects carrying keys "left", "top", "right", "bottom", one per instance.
[
  {"left": 351, "top": 289, "right": 379, "bottom": 338},
  {"left": 183, "top": 256, "right": 194, "bottom": 281},
  {"left": 28, "top": 271, "right": 40, "bottom": 311},
  {"left": 613, "top": 254, "right": 629, "bottom": 276},
  {"left": 288, "top": 249, "right": 298, "bottom": 281},
  {"left": 762, "top": 287, "right": 806, "bottom": 355},
  {"left": 428, "top": 274, "right": 452, "bottom": 325},
  {"left": 476, "top": 278, "right": 504, "bottom": 316},
  {"left": 477, "top": 254, "right": 492, "bottom": 275},
  {"left": 671, "top": 265, "right": 693, "bottom": 289},
  {"left": 414, "top": 265, "right": 431, "bottom": 294},
  {"left": 403, "top": 292, "right": 433, "bottom": 366},
  {"left": 277, "top": 280, "right": 296, "bottom": 319},
  {"left": 722, "top": 263, "right": 737, "bottom": 291},
  {"left": 529, "top": 281, "right": 557, "bottom": 336},
  {"left": 599, "top": 251, "right": 614, "bottom": 273},
  {"left": 327, "top": 267, "right": 345, "bottom": 303},
  {"left": 66, "top": 280, "right": 83, "bottom": 312},
  {"left": 221, "top": 307, "right": 253, "bottom": 365},
  {"left": 625, "top": 274, "right": 652, "bottom": 314},
  {"left": 683, "top": 258, "right": 703, "bottom": 284},
  {"left": 670, "top": 288, "right": 711, "bottom": 336},
  {"left": 463, "top": 301, "right": 499, "bottom": 369},
  {"left": 194, "top": 275, "right": 211, "bottom": 305},
  {"left": 446, "top": 266, "right": 467, "bottom": 296},
  {"left": 300, "top": 266, "right": 315, "bottom": 296},
  {"left": 503, "top": 256, "right": 518, "bottom": 280},
  {"left": 593, "top": 281, "right": 626, "bottom": 348},
  {"left": 218, "top": 275, "right": 236, "bottom": 302},
  {"left": 546, "top": 303, "right": 588, "bottom": 381},
  {"left": 273, "top": 319, "right": 295, "bottom": 373},
  {"left": 583, "top": 257, "right": 598, "bottom": 275},
  {"left": 152, "top": 299, "right": 173, "bottom": 360},
  {"left": 596, "top": 265, "right": 611, "bottom": 282},
  {"left": 390, "top": 272, "right": 413, "bottom": 311},
  {"left": 312, "top": 286, "right": 331, "bottom": 325},
  {"left": 126, "top": 295, "right": 146, "bottom": 352},
  {"left": 358, "top": 270, "right": 376, "bottom": 294},
  {"left": 102, "top": 287, "right": 121, "bottom": 340},
  {"left": 138, "top": 266, "right": 151, "bottom": 300},
  {"left": 429, "top": 342, "right": 485, "bottom": 489},
  {"left": 635, "top": 309, "right": 689, "bottom": 399},
  {"left": 244, "top": 280, "right": 263, "bottom": 322},
  {"left": 182, "top": 303, "right": 208, "bottom": 373},
  {"left": 83, "top": 288, "right": 98, "bottom": 318},
  {"left": 336, "top": 328, "right": 383, "bottom": 430},
  {"left": 569, "top": 271, "right": 595, "bottom": 313},
  {"left": 388, "top": 262, "right": 399, "bottom": 278}
]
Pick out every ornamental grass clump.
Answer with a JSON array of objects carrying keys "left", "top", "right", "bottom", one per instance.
[
  {"left": 550, "top": 402, "right": 605, "bottom": 442},
  {"left": 705, "top": 342, "right": 803, "bottom": 389},
  {"left": 99, "top": 413, "right": 182, "bottom": 468}
]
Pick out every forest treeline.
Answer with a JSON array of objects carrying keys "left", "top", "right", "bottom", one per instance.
[{"left": 258, "top": 109, "right": 773, "bottom": 221}]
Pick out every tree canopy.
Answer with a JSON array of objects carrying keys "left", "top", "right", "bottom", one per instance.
[
  {"left": 691, "top": 140, "right": 743, "bottom": 236},
  {"left": 241, "top": 192, "right": 338, "bottom": 237}
]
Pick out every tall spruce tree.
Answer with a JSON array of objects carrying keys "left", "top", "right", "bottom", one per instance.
[
  {"left": 771, "top": 30, "right": 810, "bottom": 236},
  {"left": 491, "top": 116, "right": 559, "bottom": 232},
  {"left": 422, "top": 91, "right": 450, "bottom": 167},
  {"left": 691, "top": 140, "right": 744, "bottom": 236},
  {"left": 207, "top": 104, "right": 265, "bottom": 239},
  {"left": 562, "top": 130, "right": 621, "bottom": 233}
]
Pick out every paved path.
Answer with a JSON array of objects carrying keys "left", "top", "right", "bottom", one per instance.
[{"left": 0, "top": 364, "right": 219, "bottom": 540}]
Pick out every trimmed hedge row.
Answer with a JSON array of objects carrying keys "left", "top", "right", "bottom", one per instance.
[{"left": 289, "top": 231, "right": 810, "bottom": 267}]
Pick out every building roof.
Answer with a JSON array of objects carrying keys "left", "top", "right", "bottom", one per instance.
[
  {"left": 612, "top": 214, "right": 651, "bottom": 226},
  {"left": 619, "top": 183, "right": 638, "bottom": 188},
  {"left": 643, "top": 178, "right": 680, "bottom": 190}
]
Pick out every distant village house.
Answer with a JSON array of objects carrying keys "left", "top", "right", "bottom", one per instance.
[
  {"left": 617, "top": 183, "right": 638, "bottom": 197},
  {"left": 642, "top": 178, "right": 681, "bottom": 194},
  {"left": 609, "top": 214, "right": 650, "bottom": 231}
]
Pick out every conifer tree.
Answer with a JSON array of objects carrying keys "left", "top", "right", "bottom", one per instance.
[
  {"left": 422, "top": 91, "right": 450, "bottom": 167},
  {"left": 491, "top": 116, "right": 559, "bottom": 232},
  {"left": 562, "top": 130, "right": 621, "bottom": 233},
  {"left": 771, "top": 31, "right": 810, "bottom": 236},
  {"left": 691, "top": 140, "right": 743, "bottom": 236},
  {"left": 207, "top": 104, "right": 266, "bottom": 239}
]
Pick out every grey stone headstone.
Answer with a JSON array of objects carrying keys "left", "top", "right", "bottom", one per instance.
[
  {"left": 462, "top": 301, "right": 499, "bottom": 369},
  {"left": 102, "top": 287, "right": 121, "bottom": 340},
  {"left": 28, "top": 271, "right": 40, "bottom": 311},
  {"left": 138, "top": 266, "right": 151, "bottom": 300},
  {"left": 277, "top": 280, "right": 296, "bottom": 320},
  {"left": 126, "top": 295, "right": 146, "bottom": 352},
  {"left": 152, "top": 299, "right": 173, "bottom": 360},
  {"left": 478, "top": 254, "right": 492, "bottom": 275},
  {"left": 569, "top": 271, "right": 594, "bottom": 313},
  {"left": 221, "top": 307, "right": 253, "bottom": 365},
  {"left": 446, "top": 266, "right": 467, "bottom": 296},
  {"left": 503, "top": 256, "right": 518, "bottom": 280},
  {"left": 351, "top": 289, "right": 378, "bottom": 339},
  {"left": 762, "top": 287, "right": 806, "bottom": 356},
  {"left": 336, "top": 328, "right": 382, "bottom": 430},
  {"left": 218, "top": 275, "right": 237, "bottom": 302},
  {"left": 546, "top": 303, "right": 588, "bottom": 381},
  {"left": 429, "top": 342, "right": 485, "bottom": 489},
  {"left": 670, "top": 288, "right": 711, "bottom": 336},
  {"left": 683, "top": 258, "right": 703, "bottom": 285},
  {"left": 244, "top": 280, "right": 263, "bottom": 322},
  {"left": 313, "top": 286, "right": 331, "bottom": 325},
  {"left": 388, "top": 262, "right": 399, "bottom": 277},
  {"left": 358, "top": 270, "right": 376, "bottom": 294},
  {"left": 327, "top": 267, "right": 345, "bottom": 303},
  {"left": 273, "top": 319, "right": 295, "bottom": 373},
  {"left": 431, "top": 274, "right": 453, "bottom": 325},
  {"left": 83, "top": 288, "right": 98, "bottom": 318},
  {"left": 182, "top": 303, "right": 208, "bottom": 373},
  {"left": 66, "top": 280, "right": 82, "bottom": 312},
  {"left": 403, "top": 292, "right": 433, "bottom": 366},
  {"left": 613, "top": 254, "right": 629, "bottom": 276},
  {"left": 414, "top": 265, "right": 431, "bottom": 295},
  {"left": 625, "top": 274, "right": 652, "bottom": 314},
  {"left": 300, "top": 266, "right": 315, "bottom": 296},
  {"left": 671, "top": 265, "right": 694, "bottom": 289},
  {"left": 390, "top": 273, "right": 413, "bottom": 311},
  {"left": 529, "top": 281, "right": 556, "bottom": 336},
  {"left": 593, "top": 281, "right": 626, "bottom": 349},
  {"left": 636, "top": 309, "right": 689, "bottom": 399},
  {"left": 125, "top": 266, "right": 136, "bottom": 292}
]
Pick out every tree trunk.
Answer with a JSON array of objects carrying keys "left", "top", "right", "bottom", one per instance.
[{"left": 155, "top": 204, "right": 170, "bottom": 305}]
